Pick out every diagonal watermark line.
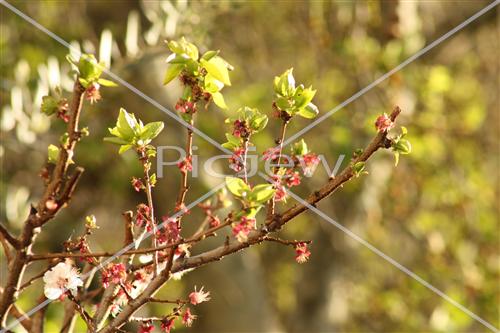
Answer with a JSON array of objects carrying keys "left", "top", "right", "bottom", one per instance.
[
  {"left": 0, "top": 0, "right": 234, "bottom": 157},
  {"left": 257, "top": 171, "right": 499, "bottom": 333},
  {"left": 281, "top": 0, "right": 499, "bottom": 148},
  {"left": 1, "top": 182, "right": 226, "bottom": 332}
]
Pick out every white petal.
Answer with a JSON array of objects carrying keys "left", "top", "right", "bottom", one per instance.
[{"left": 44, "top": 287, "right": 62, "bottom": 300}]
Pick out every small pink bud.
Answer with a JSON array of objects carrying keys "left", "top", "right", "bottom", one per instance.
[{"left": 375, "top": 113, "right": 394, "bottom": 132}]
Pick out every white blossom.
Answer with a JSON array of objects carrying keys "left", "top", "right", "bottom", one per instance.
[{"left": 43, "top": 262, "right": 83, "bottom": 300}]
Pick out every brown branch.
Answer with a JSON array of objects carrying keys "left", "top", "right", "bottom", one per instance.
[
  {"left": 0, "top": 79, "right": 86, "bottom": 328},
  {"left": 147, "top": 297, "right": 186, "bottom": 305},
  {"left": 3, "top": 302, "right": 31, "bottom": 332},
  {"left": 266, "top": 119, "right": 289, "bottom": 220},
  {"left": 0, "top": 223, "right": 20, "bottom": 249},
  {"left": 67, "top": 293, "right": 94, "bottom": 331},
  {"left": 139, "top": 150, "right": 159, "bottom": 277},
  {"left": 270, "top": 106, "right": 401, "bottom": 230},
  {"left": 263, "top": 236, "right": 312, "bottom": 247},
  {"left": 98, "top": 107, "right": 402, "bottom": 333},
  {"left": 20, "top": 260, "right": 61, "bottom": 291},
  {"left": 31, "top": 295, "right": 48, "bottom": 333}
]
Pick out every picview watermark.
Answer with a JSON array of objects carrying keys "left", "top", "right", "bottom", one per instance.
[{"left": 156, "top": 145, "right": 345, "bottom": 179}]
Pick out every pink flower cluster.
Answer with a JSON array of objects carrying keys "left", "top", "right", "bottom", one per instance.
[
  {"left": 175, "top": 99, "right": 196, "bottom": 114},
  {"left": 229, "top": 147, "right": 245, "bottom": 172},
  {"left": 156, "top": 216, "right": 181, "bottom": 245},
  {"left": 131, "top": 177, "right": 144, "bottom": 192},
  {"left": 232, "top": 120, "right": 249, "bottom": 138},
  {"left": 85, "top": 83, "right": 101, "bottom": 104},
  {"left": 294, "top": 242, "right": 311, "bottom": 264},
  {"left": 102, "top": 263, "right": 126, "bottom": 288},
  {"left": 232, "top": 216, "right": 256, "bottom": 242},
  {"left": 135, "top": 204, "right": 151, "bottom": 230},
  {"left": 375, "top": 113, "right": 394, "bottom": 132},
  {"left": 177, "top": 156, "right": 193, "bottom": 173}
]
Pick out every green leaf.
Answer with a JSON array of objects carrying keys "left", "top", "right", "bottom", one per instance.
[
  {"left": 248, "top": 184, "right": 275, "bottom": 204},
  {"left": 167, "top": 37, "right": 198, "bottom": 60},
  {"left": 294, "top": 86, "right": 316, "bottom": 109},
  {"left": 201, "top": 50, "right": 219, "bottom": 61},
  {"left": 352, "top": 161, "right": 366, "bottom": 176},
  {"left": 222, "top": 142, "right": 238, "bottom": 150},
  {"left": 276, "top": 97, "right": 291, "bottom": 111},
  {"left": 203, "top": 74, "right": 224, "bottom": 93},
  {"left": 47, "top": 144, "right": 59, "bottom": 164},
  {"left": 163, "top": 64, "right": 184, "bottom": 85},
  {"left": 201, "top": 57, "right": 231, "bottom": 86},
  {"left": 297, "top": 103, "right": 319, "bottom": 119},
  {"left": 140, "top": 122, "right": 164, "bottom": 141},
  {"left": 117, "top": 108, "right": 137, "bottom": 140},
  {"left": 97, "top": 78, "right": 118, "bottom": 87},
  {"left": 393, "top": 139, "right": 412, "bottom": 154},
  {"left": 211, "top": 92, "right": 227, "bottom": 109},
  {"left": 41, "top": 96, "right": 58, "bottom": 116},
  {"left": 225, "top": 176, "right": 250, "bottom": 197},
  {"left": 393, "top": 152, "right": 400, "bottom": 166},
  {"left": 250, "top": 114, "right": 268, "bottom": 132},
  {"left": 78, "top": 54, "right": 103, "bottom": 82},
  {"left": 104, "top": 136, "right": 130, "bottom": 145},
  {"left": 119, "top": 144, "right": 133, "bottom": 154},
  {"left": 292, "top": 139, "right": 309, "bottom": 156},
  {"left": 60, "top": 133, "right": 70, "bottom": 147},
  {"left": 274, "top": 68, "right": 295, "bottom": 96}
]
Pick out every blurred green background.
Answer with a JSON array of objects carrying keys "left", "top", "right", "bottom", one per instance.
[{"left": 1, "top": 1, "right": 498, "bottom": 332}]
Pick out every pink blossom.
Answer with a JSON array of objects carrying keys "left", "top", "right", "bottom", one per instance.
[
  {"left": 138, "top": 322, "right": 154, "bottom": 333},
  {"left": 209, "top": 215, "right": 221, "bottom": 228},
  {"left": 160, "top": 318, "right": 175, "bottom": 333},
  {"left": 177, "top": 156, "right": 192, "bottom": 173},
  {"left": 131, "top": 177, "right": 144, "bottom": 192},
  {"left": 189, "top": 286, "right": 211, "bottom": 305},
  {"left": 274, "top": 183, "right": 287, "bottom": 202},
  {"left": 295, "top": 242, "right": 311, "bottom": 264},
  {"left": 182, "top": 308, "right": 197, "bottom": 327},
  {"left": 157, "top": 217, "right": 180, "bottom": 245},
  {"left": 175, "top": 99, "right": 196, "bottom": 114},
  {"left": 102, "top": 263, "right": 126, "bottom": 288},
  {"left": 285, "top": 171, "right": 301, "bottom": 187},
  {"left": 229, "top": 147, "right": 245, "bottom": 172},
  {"left": 300, "top": 153, "right": 320, "bottom": 176},
  {"left": 375, "top": 113, "right": 394, "bottom": 132},
  {"left": 232, "top": 216, "right": 256, "bottom": 242},
  {"left": 262, "top": 147, "right": 280, "bottom": 161},
  {"left": 136, "top": 204, "right": 151, "bottom": 230},
  {"left": 85, "top": 83, "right": 101, "bottom": 104},
  {"left": 232, "top": 120, "right": 248, "bottom": 138}
]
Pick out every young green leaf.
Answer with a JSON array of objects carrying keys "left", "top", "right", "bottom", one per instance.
[
  {"left": 140, "top": 122, "right": 165, "bottom": 141},
  {"left": 47, "top": 144, "right": 59, "bottom": 164},
  {"left": 292, "top": 139, "right": 309, "bottom": 156},
  {"left": 41, "top": 96, "right": 58, "bottom": 116},
  {"left": 297, "top": 103, "right": 319, "bottom": 119},
  {"left": 212, "top": 92, "right": 227, "bottom": 109},
  {"left": 201, "top": 50, "right": 219, "bottom": 61},
  {"left": 248, "top": 184, "right": 275, "bottom": 204},
  {"left": 249, "top": 114, "right": 268, "bottom": 132},
  {"left": 201, "top": 57, "right": 231, "bottom": 86},
  {"left": 117, "top": 108, "right": 138, "bottom": 140},
  {"left": 103, "top": 137, "right": 130, "bottom": 145},
  {"left": 163, "top": 64, "right": 184, "bottom": 85},
  {"left": 97, "top": 78, "right": 118, "bottom": 87},
  {"left": 225, "top": 177, "right": 250, "bottom": 197}
]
